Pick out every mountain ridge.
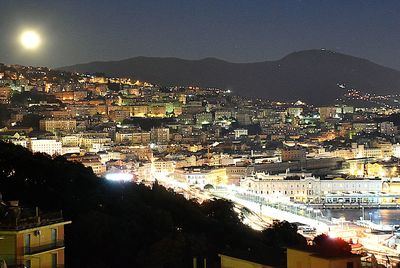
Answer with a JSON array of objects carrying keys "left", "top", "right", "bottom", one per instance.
[{"left": 60, "top": 49, "right": 400, "bottom": 104}]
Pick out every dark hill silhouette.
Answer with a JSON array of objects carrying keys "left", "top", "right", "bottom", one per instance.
[{"left": 60, "top": 49, "right": 400, "bottom": 104}]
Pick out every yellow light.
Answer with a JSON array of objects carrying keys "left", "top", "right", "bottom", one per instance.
[{"left": 20, "top": 31, "right": 41, "bottom": 50}]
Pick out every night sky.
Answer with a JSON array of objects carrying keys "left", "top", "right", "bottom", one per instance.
[{"left": 1, "top": 0, "right": 400, "bottom": 69}]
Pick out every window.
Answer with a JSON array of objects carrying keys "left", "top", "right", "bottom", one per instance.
[
  {"left": 51, "top": 253, "right": 58, "bottom": 268},
  {"left": 51, "top": 228, "right": 57, "bottom": 245},
  {"left": 24, "top": 234, "right": 31, "bottom": 254}
]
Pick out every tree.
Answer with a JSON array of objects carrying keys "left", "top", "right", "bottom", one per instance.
[
  {"left": 313, "top": 234, "right": 352, "bottom": 256},
  {"left": 262, "top": 221, "right": 307, "bottom": 248}
]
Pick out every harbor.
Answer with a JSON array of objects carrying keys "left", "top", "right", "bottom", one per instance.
[{"left": 211, "top": 185, "right": 400, "bottom": 267}]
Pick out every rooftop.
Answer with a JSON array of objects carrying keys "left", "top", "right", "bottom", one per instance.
[{"left": 0, "top": 201, "right": 67, "bottom": 231}]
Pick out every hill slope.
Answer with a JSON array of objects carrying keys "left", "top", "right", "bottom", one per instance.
[
  {"left": 61, "top": 50, "right": 400, "bottom": 104},
  {"left": 0, "top": 141, "right": 308, "bottom": 267}
]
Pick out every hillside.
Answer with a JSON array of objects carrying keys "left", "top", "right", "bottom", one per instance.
[
  {"left": 0, "top": 142, "right": 307, "bottom": 267},
  {"left": 60, "top": 49, "right": 400, "bottom": 104}
]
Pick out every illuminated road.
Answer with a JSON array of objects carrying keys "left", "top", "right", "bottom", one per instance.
[
  {"left": 151, "top": 173, "right": 400, "bottom": 267},
  {"left": 211, "top": 190, "right": 330, "bottom": 233}
]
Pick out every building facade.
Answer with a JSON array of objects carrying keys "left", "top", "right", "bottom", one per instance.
[{"left": 0, "top": 201, "right": 71, "bottom": 268}]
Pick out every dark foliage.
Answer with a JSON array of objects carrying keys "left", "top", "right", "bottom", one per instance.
[
  {"left": 0, "top": 105, "right": 10, "bottom": 127},
  {"left": 17, "top": 113, "right": 43, "bottom": 130},
  {"left": 122, "top": 117, "right": 176, "bottom": 131},
  {"left": 313, "top": 234, "right": 352, "bottom": 257},
  {"left": 107, "top": 82, "right": 122, "bottom": 91},
  {"left": 10, "top": 91, "right": 60, "bottom": 105},
  {"left": 376, "top": 113, "right": 400, "bottom": 126},
  {"left": 262, "top": 221, "right": 307, "bottom": 248}
]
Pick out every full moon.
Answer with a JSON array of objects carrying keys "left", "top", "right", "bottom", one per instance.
[{"left": 20, "top": 31, "right": 41, "bottom": 50}]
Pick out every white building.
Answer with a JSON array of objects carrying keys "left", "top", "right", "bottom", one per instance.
[
  {"left": 29, "top": 138, "right": 62, "bottom": 156},
  {"left": 380, "top": 121, "right": 398, "bottom": 136},
  {"left": 234, "top": 129, "right": 248, "bottom": 139},
  {"left": 352, "top": 122, "right": 378, "bottom": 134},
  {"left": 174, "top": 167, "right": 228, "bottom": 187},
  {"left": 153, "top": 159, "right": 176, "bottom": 174},
  {"left": 393, "top": 144, "right": 400, "bottom": 158},
  {"left": 61, "top": 146, "right": 80, "bottom": 155},
  {"left": 240, "top": 173, "right": 382, "bottom": 203}
]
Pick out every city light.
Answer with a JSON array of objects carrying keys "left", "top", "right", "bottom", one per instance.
[
  {"left": 105, "top": 173, "right": 133, "bottom": 182},
  {"left": 2, "top": 9, "right": 400, "bottom": 266}
]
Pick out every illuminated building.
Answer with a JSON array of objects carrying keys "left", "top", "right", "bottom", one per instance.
[
  {"left": 172, "top": 105, "right": 183, "bottom": 116},
  {"left": 393, "top": 143, "right": 400, "bottom": 158},
  {"left": 234, "top": 129, "right": 248, "bottom": 139},
  {"left": 178, "top": 94, "right": 186, "bottom": 104},
  {"left": 79, "top": 135, "right": 111, "bottom": 150},
  {"left": 286, "top": 107, "right": 303, "bottom": 118},
  {"left": 115, "top": 131, "right": 151, "bottom": 145},
  {"left": 150, "top": 127, "right": 170, "bottom": 144},
  {"left": 0, "top": 86, "right": 12, "bottom": 104},
  {"left": 380, "top": 121, "right": 398, "bottom": 136},
  {"left": 61, "top": 135, "right": 80, "bottom": 147},
  {"left": 240, "top": 173, "right": 382, "bottom": 203},
  {"left": 0, "top": 201, "right": 71, "bottom": 268},
  {"left": 338, "top": 122, "right": 352, "bottom": 138},
  {"left": 70, "top": 105, "right": 98, "bottom": 117},
  {"left": 340, "top": 105, "right": 354, "bottom": 114},
  {"left": 195, "top": 112, "right": 213, "bottom": 125},
  {"left": 131, "top": 105, "right": 148, "bottom": 117},
  {"left": 54, "top": 91, "right": 73, "bottom": 101},
  {"left": 61, "top": 146, "right": 80, "bottom": 155},
  {"left": 109, "top": 109, "right": 130, "bottom": 123},
  {"left": 28, "top": 138, "right": 62, "bottom": 156},
  {"left": 226, "top": 166, "right": 255, "bottom": 185},
  {"left": 67, "top": 154, "right": 106, "bottom": 176},
  {"left": 352, "top": 122, "right": 378, "bottom": 134},
  {"left": 153, "top": 159, "right": 176, "bottom": 174},
  {"left": 318, "top": 107, "right": 337, "bottom": 122},
  {"left": 148, "top": 105, "right": 166, "bottom": 117},
  {"left": 134, "top": 162, "right": 152, "bottom": 181},
  {"left": 214, "top": 109, "right": 232, "bottom": 120},
  {"left": 281, "top": 147, "right": 306, "bottom": 162},
  {"left": 182, "top": 101, "right": 205, "bottom": 114},
  {"left": 174, "top": 166, "right": 228, "bottom": 187},
  {"left": 39, "top": 118, "right": 77, "bottom": 133},
  {"left": 115, "top": 132, "right": 135, "bottom": 144},
  {"left": 45, "top": 110, "right": 73, "bottom": 118}
]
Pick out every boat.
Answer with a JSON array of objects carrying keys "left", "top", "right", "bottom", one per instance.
[{"left": 355, "top": 220, "right": 395, "bottom": 233}]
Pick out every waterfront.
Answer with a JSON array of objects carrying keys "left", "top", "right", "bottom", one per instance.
[{"left": 324, "top": 208, "right": 400, "bottom": 225}]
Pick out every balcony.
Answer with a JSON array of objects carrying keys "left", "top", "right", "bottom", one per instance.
[
  {"left": 8, "top": 265, "right": 64, "bottom": 268},
  {"left": 24, "top": 240, "right": 65, "bottom": 255}
]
